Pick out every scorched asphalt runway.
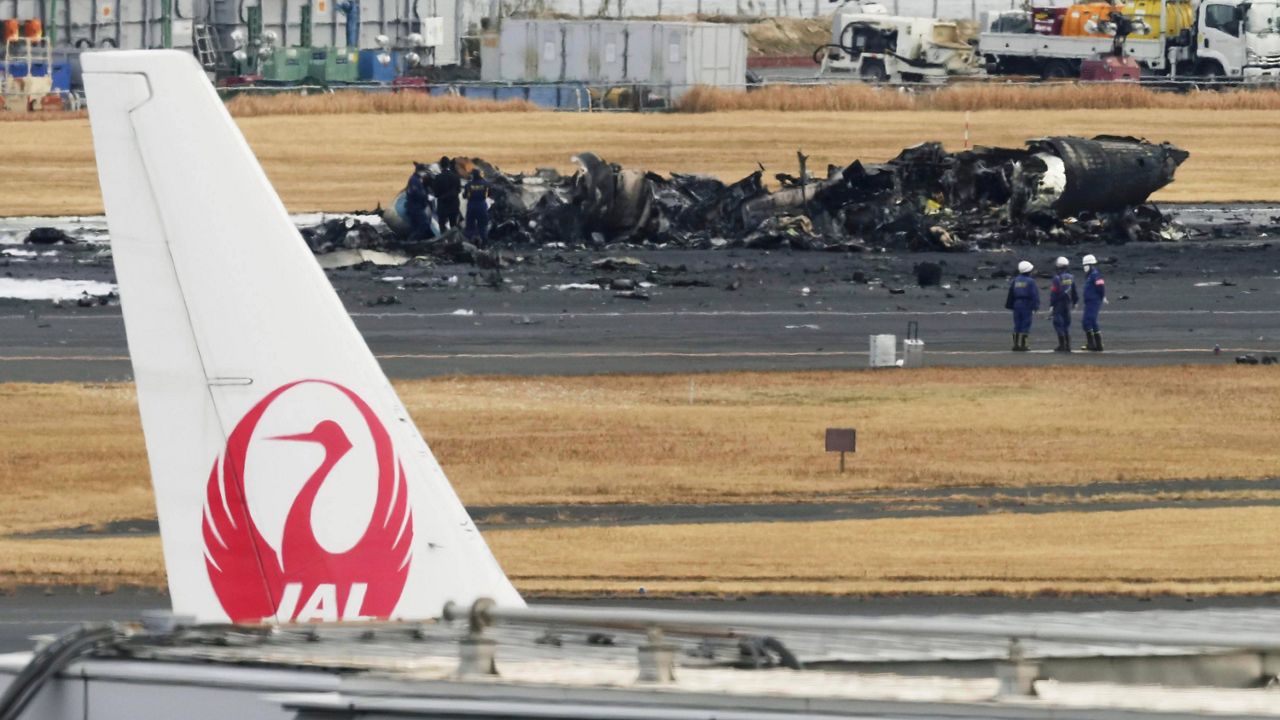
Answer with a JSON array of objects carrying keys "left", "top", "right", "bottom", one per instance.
[{"left": 2, "top": 225, "right": 1280, "bottom": 381}]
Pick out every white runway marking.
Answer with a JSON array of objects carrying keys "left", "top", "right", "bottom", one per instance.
[
  {"left": 3, "top": 308, "right": 1280, "bottom": 322},
  {"left": 374, "top": 348, "right": 1243, "bottom": 360},
  {"left": 0, "top": 348, "right": 1269, "bottom": 363},
  {"left": 351, "top": 309, "right": 1280, "bottom": 319}
]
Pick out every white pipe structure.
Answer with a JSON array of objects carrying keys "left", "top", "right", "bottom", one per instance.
[{"left": 443, "top": 600, "right": 1280, "bottom": 651}]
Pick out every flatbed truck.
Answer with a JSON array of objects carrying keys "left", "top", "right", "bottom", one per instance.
[{"left": 979, "top": 0, "right": 1280, "bottom": 80}]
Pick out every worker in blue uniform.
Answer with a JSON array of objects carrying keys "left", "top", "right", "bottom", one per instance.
[
  {"left": 463, "top": 169, "right": 490, "bottom": 243},
  {"left": 1004, "top": 260, "right": 1039, "bottom": 352},
  {"left": 1049, "top": 256, "right": 1078, "bottom": 353},
  {"left": 1080, "top": 253, "right": 1107, "bottom": 351},
  {"left": 403, "top": 162, "right": 431, "bottom": 241}
]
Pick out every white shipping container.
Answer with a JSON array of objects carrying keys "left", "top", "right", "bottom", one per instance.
[
  {"left": 687, "top": 23, "right": 744, "bottom": 86},
  {"left": 625, "top": 21, "right": 657, "bottom": 81},
  {"left": 484, "top": 18, "right": 746, "bottom": 96},
  {"left": 588, "top": 21, "right": 627, "bottom": 80},
  {"left": 562, "top": 21, "right": 590, "bottom": 78},
  {"left": 494, "top": 20, "right": 564, "bottom": 81}
]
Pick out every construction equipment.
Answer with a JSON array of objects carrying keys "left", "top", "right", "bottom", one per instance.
[
  {"left": 307, "top": 46, "right": 360, "bottom": 82},
  {"left": 0, "top": 37, "right": 61, "bottom": 112},
  {"left": 815, "top": 0, "right": 981, "bottom": 83},
  {"left": 1061, "top": 2, "right": 1121, "bottom": 36},
  {"left": 1079, "top": 10, "right": 1147, "bottom": 81},
  {"left": 1122, "top": 0, "right": 1196, "bottom": 39},
  {"left": 260, "top": 46, "right": 308, "bottom": 81}
]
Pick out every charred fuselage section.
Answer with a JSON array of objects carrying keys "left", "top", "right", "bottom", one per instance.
[{"left": 370, "top": 136, "right": 1187, "bottom": 255}]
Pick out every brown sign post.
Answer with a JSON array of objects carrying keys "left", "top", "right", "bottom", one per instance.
[{"left": 825, "top": 428, "right": 856, "bottom": 473}]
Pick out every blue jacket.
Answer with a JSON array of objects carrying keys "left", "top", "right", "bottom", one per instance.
[
  {"left": 465, "top": 178, "right": 490, "bottom": 209},
  {"left": 1005, "top": 274, "right": 1040, "bottom": 311},
  {"left": 1083, "top": 267, "right": 1106, "bottom": 305},
  {"left": 1050, "top": 271, "right": 1077, "bottom": 311},
  {"left": 405, "top": 173, "right": 429, "bottom": 209}
]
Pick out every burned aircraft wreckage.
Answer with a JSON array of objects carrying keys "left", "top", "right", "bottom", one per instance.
[{"left": 304, "top": 136, "right": 1188, "bottom": 260}]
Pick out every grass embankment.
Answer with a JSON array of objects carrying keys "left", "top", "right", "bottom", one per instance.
[
  {"left": 3, "top": 107, "right": 1277, "bottom": 216},
  {"left": 740, "top": 16, "right": 831, "bottom": 56},
  {"left": 1, "top": 367, "right": 1278, "bottom": 593}
]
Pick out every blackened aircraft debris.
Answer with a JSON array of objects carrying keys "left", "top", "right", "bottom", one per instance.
[{"left": 304, "top": 136, "right": 1187, "bottom": 264}]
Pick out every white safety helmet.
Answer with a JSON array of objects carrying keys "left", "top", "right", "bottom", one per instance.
[
  {"left": 1055, "top": 256, "right": 1069, "bottom": 268},
  {"left": 1082, "top": 254, "right": 1097, "bottom": 267},
  {"left": 1017, "top": 260, "right": 1033, "bottom": 274}
]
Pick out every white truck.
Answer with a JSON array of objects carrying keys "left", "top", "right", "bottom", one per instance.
[
  {"left": 979, "top": 0, "right": 1280, "bottom": 81},
  {"left": 816, "top": 1, "right": 982, "bottom": 82}
]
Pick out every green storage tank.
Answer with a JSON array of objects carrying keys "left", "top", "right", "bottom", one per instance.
[
  {"left": 261, "top": 47, "right": 309, "bottom": 82},
  {"left": 307, "top": 47, "right": 359, "bottom": 83}
]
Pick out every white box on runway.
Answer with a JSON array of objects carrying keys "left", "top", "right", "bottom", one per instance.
[
  {"left": 902, "top": 338, "right": 925, "bottom": 368},
  {"left": 870, "top": 334, "right": 896, "bottom": 368}
]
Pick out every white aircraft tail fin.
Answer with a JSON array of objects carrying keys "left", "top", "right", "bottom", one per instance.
[{"left": 82, "top": 50, "right": 523, "bottom": 624}]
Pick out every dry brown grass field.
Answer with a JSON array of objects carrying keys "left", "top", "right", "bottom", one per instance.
[
  {"left": 3, "top": 367, "right": 1279, "bottom": 535},
  {"left": 1, "top": 366, "right": 1278, "bottom": 592},
  {"left": 5, "top": 507, "right": 1280, "bottom": 595},
  {"left": 411, "top": 366, "right": 1280, "bottom": 505},
  {"left": 489, "top": 506, "right": 1280, "bottom": 596},
  {"left": 2, "top": 107, "right": 1277, "bottom": 216}
]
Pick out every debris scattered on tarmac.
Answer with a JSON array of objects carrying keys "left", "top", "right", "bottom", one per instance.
[
  {"left": 593, "top": 256, "right": 647, "bottom": 270},
  {"left": 23, "top": 227, "right": 76, "bottom": 245},
  {"left": 0, "top": 278, "right": 116, "bottom": 302},
  {"left": 314, "top": 248, "right": 411, "bottom": 269},
  {"left": 915, "top": 262, "right": 943, "bottom": 287}
]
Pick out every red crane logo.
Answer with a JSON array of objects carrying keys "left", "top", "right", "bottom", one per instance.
[{"left": 202, "top": 380, "right": 414, "bottom": 623}]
